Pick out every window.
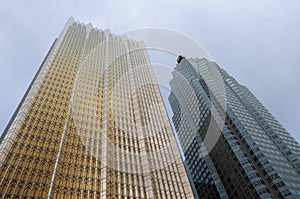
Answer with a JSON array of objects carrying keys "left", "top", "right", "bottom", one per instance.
[
  {"left": 280, "top": 145, "right": 287, "bottom": 150},
  {"left": 270, "top": 173, "right": 280, "bottom": 180},
  {"left": 234, "top": 148, "right": 243, "bottom": 153},
  {"left": 275, "top": 181, "right": 286, "bottom": 189},
  {"left": 277, "top": 140, "right": 283, "bottom": 144},
  {"left": 253, "top": 180, "right": 263, "bottom": 187},
  {"left": 249, "top": 141, "right": 257, "bottom": 146},
  {"left": 231, "top": 142, "right": 239, "bottom": 147},
  {"left": 257, "top": 188, "right": 268, "bottom": 195},
  {"left": 290, "top": 157, "right": 298, "bottom": 162},
  {"left": 224, "top": 132, "right": 231, "bottom": 136},
  {"left": 240, "top": 159, "right": 250, "bottom": 165},
  {"left": 245, "top": 136, "right": 253, "bottom": 141},
  {"left": 241, "top": 131, "right": 248, "bottom": 136},
  {"left": 245, "top": 166, "right": 255, "bottom": 172},
  {"left": 237, "top": 153, "right": 247, "bottom": 159},
  {"left": 261, "top": 159, "right": 269, "bottom": 165},
  {"left": 271, "top": 135, "right": 278, "bottom": 139},
  {"left": 285, "top": 151, "right": 292, "bottom": 156},
  {"left": 281, "top": 189, "right": 292, "bottom": 196},
  {"left": 248, "top": 173, "right": 259, "bottom": 179},
  {"left": 257, "top": 153, "right": 265, "bottom": 159}
]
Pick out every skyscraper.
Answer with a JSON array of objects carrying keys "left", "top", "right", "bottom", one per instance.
[
  {"left": 169, "top": 57, "right": 300, "bottom": 199},
  {"left": 0, "top": 18, "right": 194, "bottom": 199}
]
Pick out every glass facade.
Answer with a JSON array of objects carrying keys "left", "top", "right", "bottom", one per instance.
[
  {"left": 0, "top": 18, "right": 194, "bottom": 199},
  {"left": 169, "top": 57, "right": 300, "bottom": 199}
]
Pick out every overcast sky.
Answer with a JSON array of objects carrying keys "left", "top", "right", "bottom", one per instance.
[{"left": 0, "top": 0, "right": 299, "bottom": 143}]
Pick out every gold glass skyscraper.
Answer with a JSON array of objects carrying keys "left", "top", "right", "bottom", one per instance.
[{"left": 0, "top": 18, "right": 194, "bottom": 199}]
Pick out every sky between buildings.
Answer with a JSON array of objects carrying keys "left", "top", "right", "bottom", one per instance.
[{"left": 0, "top": 0, "right": 299, "bottom": 143}]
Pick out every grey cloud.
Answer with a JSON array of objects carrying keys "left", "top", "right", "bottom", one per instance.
[{"left": 0, "top": 0, "right": 299, "bottom": 142}]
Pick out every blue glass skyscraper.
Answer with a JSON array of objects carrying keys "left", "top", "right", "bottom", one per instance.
[{"left": 169, "top": 57, "right": 300, "bottom": 199}]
